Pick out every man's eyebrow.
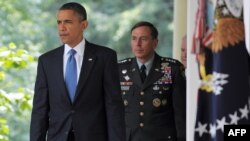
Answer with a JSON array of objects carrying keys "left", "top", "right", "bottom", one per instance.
[{"left": 57, "top": 19, "right": 73, "bottom": 22}]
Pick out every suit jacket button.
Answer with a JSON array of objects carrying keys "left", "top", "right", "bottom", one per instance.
[{"left": 139, "top": 112, "right": 144, "bottom": 116}]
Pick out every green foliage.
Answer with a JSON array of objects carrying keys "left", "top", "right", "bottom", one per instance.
[
  {"left": 0, "top": 43, "right": 33, "bottom": 69},
  {"left": 0, "top": 43, "right": 33, "bottom": 141},
  {"left": 84, "top": 0, "right": 174, "bottom": 59}
]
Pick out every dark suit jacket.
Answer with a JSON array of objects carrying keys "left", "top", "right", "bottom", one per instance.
[
  {"left": 30, "top": 40, "right": 125, "bottom": 141},
  {"left": 118, "top": 53, "right": 186, "bottom": 141}
]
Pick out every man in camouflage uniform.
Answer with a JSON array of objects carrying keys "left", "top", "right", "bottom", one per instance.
[{"left": 118, "top": 21, "right": 186, "bottom": 141}]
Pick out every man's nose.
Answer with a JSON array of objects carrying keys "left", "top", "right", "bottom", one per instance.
[
  {"left": 58, "top": 23, "right": 66, "bottom": 31},
  {"left": 136, "top": 39, "right": 142, "bottom": 46}
]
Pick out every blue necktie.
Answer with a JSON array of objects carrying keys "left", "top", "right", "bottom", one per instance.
[{"left": 65, "top": 49, "right": 77, "bottom": 102}]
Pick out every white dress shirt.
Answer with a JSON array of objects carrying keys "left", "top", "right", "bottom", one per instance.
[{"left": 63, "top": 39, "right": 85, "bottom": 83}]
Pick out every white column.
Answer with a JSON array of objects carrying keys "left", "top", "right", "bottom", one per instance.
[
  {"left": 172, "top": 0, "right": 187, "bottom": 61},
  {"left": 186, "top": 0, "right": 199, "bottom": 141}
]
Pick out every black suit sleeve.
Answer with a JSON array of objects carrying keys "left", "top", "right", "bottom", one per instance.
[
  {"left": 172, "top": 63, "right": 186, "bottom": 141},
  {"left": 30, "top": 56, "right": 49, "bottom": 141},
  {"left": 103, "top": 50, "right": 126, "bottom": 141}
]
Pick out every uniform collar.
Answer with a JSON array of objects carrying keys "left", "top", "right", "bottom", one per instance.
[{"left": 136, "top": 54, "right": 155, "bottom": 75}]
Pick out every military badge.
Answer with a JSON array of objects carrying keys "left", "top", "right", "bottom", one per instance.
[
  {"left": 121, "top": 86, "right": 130, "bottom": 91},
  {"left": 152, "top": 98, "right": 161, "bottom": 107},
  {"left": 120, "top": 82, "right": 133, "bottom": 85},
  {"left": 159, "top": 63, "right": 172, "bottom": 84},
  {"left": 122, "top": 69, "right": 127, "bottom": 74},
  {"left": 124, "top": 75, "right": 130, "bottom": 81},
  {"left": 159, "top": 74, "right": 172, "bottom": 84},
  {"left": 162, "top": 99, "right": 167, "bottom": 106},
  {"left": 153, "top": 85, "right": 160, "bottom": 91},
  {"left": 161, "top": 63, "right": 171, "bottom": 74},
  {"left": 155, "top": 68, "right": 160, "bottom": 72},
  {"left": 163, "top": 87, "right": 169, "bottom": 91}
]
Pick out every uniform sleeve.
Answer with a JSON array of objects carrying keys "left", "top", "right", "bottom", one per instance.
[{"left": 172, "top": 62, "right": 186, "bottom": 141}]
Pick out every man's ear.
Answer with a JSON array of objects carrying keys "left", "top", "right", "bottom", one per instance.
[
  {"left": 153, "top": 39, "right": 158, "bottom": 49},
  {"left": 81, "top": 20, "right": 88, "bottom": 30}
]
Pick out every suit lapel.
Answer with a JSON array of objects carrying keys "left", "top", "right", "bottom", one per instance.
[
  {"left": 54, "top": 46, "right": 72, "bottom": 105},
  {"left": 142, "top": 54, "right": 163, "bottom": 90},
  {"left": 74, "top": 41, "right": 96, "bottom": 102}
]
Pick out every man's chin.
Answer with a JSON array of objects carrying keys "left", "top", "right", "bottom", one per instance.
[
  {"left": 135, "top": 55, "right": 145, "bottom": 60},
  {"left": 60, "top": 39, "right": 68, "bottom": 44}
]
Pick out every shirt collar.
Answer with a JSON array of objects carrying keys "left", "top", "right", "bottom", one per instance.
[
  {"left": 136, "top": 54, "right": 155, "bottom": 71},
  {"left": 64, "top": 39, "right": 85, "bottom": 57}
]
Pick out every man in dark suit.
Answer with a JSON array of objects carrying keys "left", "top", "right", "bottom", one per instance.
[
  {"left": 118, "top": 21, "right": 186, "bottom": 141},
  {"left": 30, "top": 2, "right": 125, "bottom": 141}
]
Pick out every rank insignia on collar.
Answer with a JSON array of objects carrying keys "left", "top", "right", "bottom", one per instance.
[
  {"left": 152, "top": 98, "right": 161, "bottom": 107},
  {"left": 88, "top": 58, "right": 93, "bottom": 61},
  {"left": 132, "top": 68, "right": 136, "bottom": 72},
  {"left": 122, "top": 69, "right": 127, "bottom": 74},
  {"left": 155, "top": 68, "right": 160, "bottom": 72}
]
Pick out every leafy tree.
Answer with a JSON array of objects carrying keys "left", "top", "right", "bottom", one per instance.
[{"left": 0, "top": 43, "right": 33, "bottom": 141}]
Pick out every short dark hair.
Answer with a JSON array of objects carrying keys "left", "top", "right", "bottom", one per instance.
[
  {"left": 59, "top": 2, "right": 87, "bottom": 20},
  {"left": 131, "top": 21, "right": 158, "bottom": 39}
]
